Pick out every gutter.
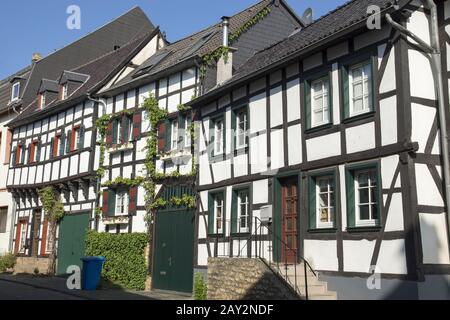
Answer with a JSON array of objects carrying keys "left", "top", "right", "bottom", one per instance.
[{"left": 386, "top": 0, "right": 450, "bottom": 246}]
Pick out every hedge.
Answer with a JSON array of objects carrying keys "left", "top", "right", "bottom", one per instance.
[
  {"left": 0, "top": 253, "right": 16, "bottom": 273},
  {"left": 85, "top": 231, "right": 148, "bottom": 290}
]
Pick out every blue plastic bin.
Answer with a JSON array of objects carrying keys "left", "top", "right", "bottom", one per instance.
[{"left": 81, "top": 256, "right": 105, "bottom": 290}]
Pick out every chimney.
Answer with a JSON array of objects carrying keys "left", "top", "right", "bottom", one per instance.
[
  {"left": 217, "top": 16, "right": 236, "bottom": 86},
  {"left": 32, "top": 53, "right": 42, "bottom": 64}
]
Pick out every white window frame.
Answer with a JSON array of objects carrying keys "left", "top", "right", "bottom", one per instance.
[
  {"left": 11, "top": 82, "right": 20, "bottom": 101},
  {"left": 214, "top": 193, "right": 224, "bottom": 234},
  {"left": 349, "top": 62, "right": 373, "bottom": 117},
  {"left": 311, "top": 77, "right": 330, "bottom": 127},
  {"left": 62, "top": 83, "right": 68, "bottom": 100},
  {"left": 315, "top": 176, "right": 334, "bottom": 229},
  {"left": 237, "top": 190, "right": 250, "bottom": 233},
  {"left": 184, "top": 117, "right": 191, "bottom": 148},
  {"left": 40, "top": 94, "right": 46, "bottom": 109},
  {"left": 18, "top": 221, "right": 27, "bottom": 253},
  {"left": 45, "top": 222, "right": 53, "bottom": 253},
  {"left": 214, "top": 118, "right": 224, "bottom": 155},
  {"left": 171, "top": 120, "right": 178, "bottom": 151},
  {"left": 355, "top": 169, "right": 379, "bottom": 227},
  {"left": 236, "top": 109, "right": 248, "bottom": 149},
  {"left": 116, "top": 190, "right": 129, "bottom": 216}
]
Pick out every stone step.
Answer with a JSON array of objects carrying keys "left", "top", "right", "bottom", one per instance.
[
  {"left": 297, "top": 283, "right": 328, "bottom": 295},
  {"left": 306, "top": 292, "right": 338, "bottom": 300}
]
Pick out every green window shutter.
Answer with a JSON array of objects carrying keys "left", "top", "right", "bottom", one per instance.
[
  {"left": 26, "top": 144, "right": 31, "bottom": 164},
  {"left": 375, "top": 163, "right": 382, "bottom": 226},
  {"left": 108, "top": 189, "right": 116, "bottom": 217},
  {"left": 112, "top": 119, "right": 119, "bottom": 144},
  {"left": 370, "top": 56, "right": 377, "bottom": 112},
  {"left": 50, "top": 138, "right": 54, "bottom": 159},
  {"left": 59, "top": 133, "right": 65, "bottom": 156},
  {"left": 346, "top": 169, "right": 355, "bottom": 228},
  {"left": 122, "top": 117, "right": 130, "bottom": 143},
  {"left": 342, "top": 66, "right": 350, "bottom": 119},
  {"left": 66, "top": 130, "right": 72, "bottom": 153},
  {"left": 36, "top": 142, "right": 41, "bottom": 162},
  {"left": 78, "top": 125, "right": 85, "bottom": 149},
  {"left": 208, "top": 193, "right": 214, "bottom": 234},
  {"left": 178, "top": 115, "right": 185, "bottom": 150},
  {"left": 328, "top": 74, "right": 333, "bottom": 123},
  {"left": 21, "top": 145, "right": 25, "bottom": 164},
  {"left": 305, "top": 80, "right": 312, "bottom": 129},
  {"left": 308, "top": 177, "right": 316, "bottom": 230},
  {"left": 164, "top": 119, "right": 171, "bottom": 152},
  {"left": 209, "top": 119, "right": 215, "bottom": 157},
  {"left": 12, "top": 147, "right": 16, "bottom": 165},
  {"left": 231, "top": 110, "right": 237, "bottom": 150},
  {"left": 231, "top": 190, "right": 238, "bottom": 234}
]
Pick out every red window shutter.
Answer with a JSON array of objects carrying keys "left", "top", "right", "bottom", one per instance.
[
  {"left": 102, "top": 191, "right": 109, "bottom": 216},
  {"left": 105, "top": 122, "right": 113, "bottom": 145},
  {"left": 4, "top": 129, "right": 12, "bottom": 165},
  {"left": 29, "top": 142, "right": 36, "bottom": 163},
  {"left": 52, "top": 136, "right": 59, "bottom": 157},
  {"left": 40, "top": 219, "right": 49, "bottom": 255},
  {"left": 129, "top": 186, "right": 137, "bottom": 214},
  {"left": 158, "top": 122, "right": 166, "bottom": 152},
  {"left": 15, "top": 145, "right": 21, "bottom": 165},
  {"left": 132, "top": 112, "right": 142, "bottom": 140}
]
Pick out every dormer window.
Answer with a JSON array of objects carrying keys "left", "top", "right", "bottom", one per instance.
[
  {"left": 38, "top": 94, "right": 46, "bottom": 109},
  {"left": 11, "top": 83, "right": 20, "bottom": 101}
]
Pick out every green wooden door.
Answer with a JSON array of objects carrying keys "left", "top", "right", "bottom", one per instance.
[
  {"left": 153, "top": 209, "right": 195, "bottom": 293},
  {"left": 57, "top": 212, "right": 90, "bottom": 275}
]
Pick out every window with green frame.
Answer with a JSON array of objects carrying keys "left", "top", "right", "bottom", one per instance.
[
  {"left": 209, "top": 115, "right": 225, "bottom": 157},
  {"left": 341, "top": 57, "right": 376, "bottom": 120},
  {"left": 208, "top": 191, "right": 225, "bottom": 235},
  {"left": 308, "top": 172, "right": 336, "bottom": 230},
  {"left": 231, "top": 106, "right": 248, "bottom": 151},
  {"left": 345, "top": 163, "right": 381, "bottom": 229},
  {"left": 231, "top": 188, "right": 251, "bottom": 234},
  {"left": 305, "top": 74, "right": 332, "bottom": 129}
]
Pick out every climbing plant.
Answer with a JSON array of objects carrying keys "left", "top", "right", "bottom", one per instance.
[{"left": 38, "top": 186, "right": 65, "bottom": 275}]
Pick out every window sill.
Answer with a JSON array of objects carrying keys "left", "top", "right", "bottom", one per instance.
[
  {"left": 307, "top": 227, "right": 337, "bottom": 233},
  {"left": 160, "top": 149, "right": 191, "bottom": 161},
  {"left": 108, "top": 142, "right": 133, "bottom": 153},
  {"left": 342, "top": 110, "right": 375, "bottom": 124},
  {"left": 304, "top": 122, "right": 333, "bottom": 134},
  {"left": 346, "top": 225, "right": 381, "bottom": 233},
  {"left": 102, "top": 215, "right": 129, "bottom": 225}
]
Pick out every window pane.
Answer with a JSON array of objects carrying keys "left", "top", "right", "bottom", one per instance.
[
  {"left": 313, "top": 110, "right": 323, "bottom": 123},
  {"left": 352, "top": 67, "right": 362, "bottom": 82},
  {"left": 353, "top": 82, "right": 363, "bottom": 98},
  {"left": 370, "top": 187, "right": 378, "bottom": 203},
  {"left": 371, "top": 204, "right": 378, "bottom": 220},
  {"left": 359, "top": 188, "right": 369, "bottom": 204},
  {"left": 359, "top": 205, "right": 370, "bottom": 220},
  {"left": 319, "top": 193, "right": 328, "bottom": 207},
  {"left": 319, "top": 208, "right": 329, "bottom": 223},
  {"left": 358, "top": 173, "right": 369, "bottom": 187}
]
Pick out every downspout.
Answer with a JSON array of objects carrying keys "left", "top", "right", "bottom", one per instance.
[
  {"left": 8, "top": 198, "right": 17, "bottom": 253},
  {"left": 386, "top": 1, "right": 450, "bottom": 238},
  {"left": 87, "top": 94, "right": 107, "bottom": 231}
]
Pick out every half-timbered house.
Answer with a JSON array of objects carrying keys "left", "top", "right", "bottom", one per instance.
[
  {"left": 5, "top": 8, "right": 158, "bottom": 274},
  {"left": 93, "top": 0, "right": 303, "bottom": 294},
  {"left": 189, "top": 0, "right": 450, "bottom": 299}
]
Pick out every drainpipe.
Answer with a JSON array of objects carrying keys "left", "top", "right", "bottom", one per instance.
[
  {"left": 386, "top": 0, "right": 450, "bottom": 238},
  {"left": 87, "top": 94, "right": 107, "bottom": 231},
  {"left": 8, "top": 198, "right": 17, "bottom": 253}
]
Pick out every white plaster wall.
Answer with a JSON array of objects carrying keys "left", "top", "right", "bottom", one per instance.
[
  {"left": 383, "top": 193, "right": 404, "bottom": 232},
  {"left": 304, "top": 240, "right": 338, "bottom": 271},
  {"left": 408, "top": 50, "right": 435, "bottom": 100},
  {"left": 415, "top": 163, "right": 444, "bottom": 207},
  {"left": 286, "top": 79, "right": 300, "bottom": 122},
  {"left": 419, "top": 212, "right": 450, "bottom": 264},
  {"left": 303, "top": 52, "right": 323, "bottom": 71},
  {"left": 270, "top": 86, "right": 283, "bottom": 128},
  {"left": 343, "top": 240, "right": 375, "bottom": 272},
  {"left": 379, "top": 96, "right": 398, "bottom": 146},
  {"left": 250, "top": 134, "right": 267, "bottom": 173},
  {"left": 327, "top": 41, "right": 349, "bottom": 61},
  {"left": 306, "top": 133, "right": 341, "bottom": 161},
  {"left": 381, "top": 155, "right": 400, "bottom": 189},
  {"left": 252, "top": 179, "right": 268, "bottom": 205},
  {"left": 378, "top": 45, "right": 396, "bottom": 94},
  {"left": 411, "top": 103, "right": 436, "bottom": 153},
  {"left": 345, "top": 122, "right": 376, "bottom": 154},
  {"left": 249, "top": 92, "right": 266, "bottom": 133},
  {"left": 270, "top": 129, "right": 284, "bottom": 170},
  {"left": 377, "top": 239, "right": 408, "bottom": 274},
  {"left": 287, "top": 124, "right": 302, "bottom": 166}
]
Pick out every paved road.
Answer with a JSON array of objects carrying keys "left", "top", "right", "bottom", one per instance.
[{"left": 0, "top": 278, "right": 84, "bottom": 300}]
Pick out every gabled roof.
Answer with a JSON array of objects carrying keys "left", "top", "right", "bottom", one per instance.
[
  {"left": 190, "top": 0, "right": 407, "bottom": 105},
  {"left": 18, "top": 6, "right": 155, "bottom": 109},
  {"left": 106, "top": 0, "right": 294, "bottom": 92},
  {"left": 8, "top": 31, "right": 156, "bottom": 128},
  {"left": 38, "top": 79, "right": 59, "bottom": 94}
]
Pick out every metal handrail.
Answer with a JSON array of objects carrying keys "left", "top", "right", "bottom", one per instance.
[{"left": 241, "top": 216, "right": 316, "bottom": 300}]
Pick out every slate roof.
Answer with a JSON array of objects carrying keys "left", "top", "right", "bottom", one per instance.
[
  {"left": 18, "top": 7, "right": 154, "bottom": 109},
  {"left": 9, "top": 31, "right": 156, "bottom": 127},
  {"left": 107, "top": 0, "right": 279, "bottom": 91},
  {"left": 0, "top": 66, "right": 31, "bottom": 113},
  {"left": 190, "top": 0, "right": 404, "bottom": 104}
]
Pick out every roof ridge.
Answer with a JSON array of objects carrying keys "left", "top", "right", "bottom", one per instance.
[{"left": 33, "top": 7, "right": 152, "bottom": 68}]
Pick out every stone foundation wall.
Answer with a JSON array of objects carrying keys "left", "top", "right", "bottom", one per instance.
[
  {"left": 14, "top": 257, "right": 50, "bottom": 275},
  {"left": 207, "top": 257, "right": 299, "bottom": 300}
]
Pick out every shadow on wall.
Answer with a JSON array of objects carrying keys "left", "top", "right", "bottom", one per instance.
[{"left": 322, "top": 219, "right": 450, "bottom": 300}]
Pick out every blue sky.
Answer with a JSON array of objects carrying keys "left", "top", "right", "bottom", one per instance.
[{"left": 0, "top": 0, "right": 346, "bottom": 80}]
